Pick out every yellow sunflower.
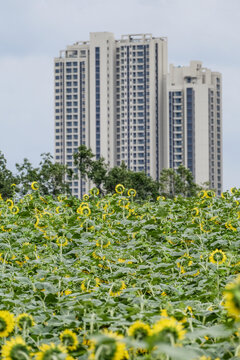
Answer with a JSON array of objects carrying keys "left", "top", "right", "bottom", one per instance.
[
  {"left": 10, "top": 206, "right": 19, "bottom": 215},
  {"left": 6, "top": 199, "right": 14, "bottom": 208},
  {"left": 1, "top": 336, "right": 30, "bottom": 360},
  {"left": 0, "top": 310, "right": 15, "bottom": 337},
  {"left": 16, "top": 313, "right": 35, "bottom": 330},
  {"left": 56, "top": 237, "right": 68, "bottom": 247},
  {"left": 90, "top": 187, "right": 99, "bottom": 196},
  {"left": 31, "top": 181, "right": 39, "bottom": 191},
  {"left": 60, "top": 329, "right": 79, "bottom": 351},
  {"left": 209, "top": 249, "right": 227, "bottom": 265},
  {"left": 127, "top": 188, "right": 136, "bottom": 197},
  {"left": 151, "top": 316, "right": 186, "bottom": 343},
  {"left": 128, "top": 320, "right": 151, "bottom": 353},
  {"left": 83, "top": 194, "right": 90, "bottom": 201},
  {"left": 115, "top": 184, "right": 125, "bottom": 194},
  {"left": 230, "top": 187, "right": 237, "bottom": 195},
  {"left": 224, "top": 275, "right": 240, "bottom": 319},
  {"left": 81, "top": 278, "right": 100, "bottom": 293},
  {"left": 35, "top": 343, "right": 68, "bottom": 360},
  {"left": 110, "top": 281, "right": 127, "bottom": 297},
  {"left": 191, "top": 207, "right": 199, "bottom": 216},
  {"left": 80, "top": 206, "right": 91, "bottom": 216},
  {"left": 96, "top": 237, "right": 111, "bottom": 248},
  {"left": 89, "top": 330, "right": 126, "bottom": 360}
]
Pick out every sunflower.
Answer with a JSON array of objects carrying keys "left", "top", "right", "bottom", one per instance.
[
  {"left": 151, "top": 317, "right": 186, "bottom": 343},
  {"left": 191, "top": 207, "right": 199, "bottom": 216},
  {"left": 200, "top": 221, "right": 211, "bottom": 233},
  {"left": 6, "top": 199, "right": 14, "bottom": 208},
  {"left": 16, "top": 313, "right": 35, "bottom": 330},
  {"left": 110, "top": 281, "right": 126, "bottom": 297},
  {"left": 209, "top": 249, "right": 226, "bottom": 265},
  {"left": 31, "top": 182, "right": 39, "bottom": 191},
  {"left": 96, "top": 237, "right": 111, "bottom": 248},
  {"left": 83, "top": 194, "right": 90, "bottom": 201},
  {"left": 35, "top": 343, "right": 68, "bottom": 360},
  {"left": 197, "top": 190, "right": 207, "bottom": 198},
  {"left": 81, "top": 278, "right": 100, "bottom": 293},
  {"left": 230, "top": 187, "right": 237, "bottom": 195},
  {"left": 56, "top": 237, "right": 68, "bottom": 247},
  {"left": 225, "top": 222, "right": 237, "bottom": 232},
  {"left": 118, "top": 198, "right": 130, "bottom": 208},
  {"left": 60, "top": 329, "right": 79, "bottom": 351},
  {"left": 224, "top": 275, "right": 240, "bottom": 319},
  {"left": 205, "top": 190, "right": 215, "bottom": 198},
  {"left": 10, "top": 206, "right": 19, "bottom": 215},
  {"left": 0, "top": 310, "right": 15, "bottom": 337},
  {"left": 89, "top": 330, "right": 126, "bottom": 360},
  {"left": 127, "top": 188, "right": 136, "bottom": 197},
  {"left": 80, "top": 206, "right": 91, "bottom": 216},
  {"left": 128, "top": 320, "right": 151, "bottom": 353},
  {"left": 1, "top": 336, "right": 31, "bottom": 360},
  {"left": 115, "top": 184, "right": 125, "bottom": 194},
  {"left": 90, "top": 187, "right": 99, "bottom": 196}
]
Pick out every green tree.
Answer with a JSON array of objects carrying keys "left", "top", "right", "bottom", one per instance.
[
  {"left": 74, "top": 146, "right": 159, "bottom": 200},
  {"left": 159, "top": 165, "right": 200, "bottom": 198},
  {"left": 73, "top": 145, "right": 108, "bottom": 192},
  {"left": 0, "top": 151, "right": 17, "bottom": 199},
  {"left": 16, "top": 153, "right": 72, "bottom": 197},
  {"left": 104, "top": 162, "right": 159, "bottom": 200}
]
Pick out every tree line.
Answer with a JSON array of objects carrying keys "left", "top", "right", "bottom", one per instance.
[{"left": 0, "top": 146, "right": 202, "bottom": 200}]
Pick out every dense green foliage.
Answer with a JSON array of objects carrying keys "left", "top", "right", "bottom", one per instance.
[
  {"left": 0, "top": 185, "right": 240, "bottom": 359},
  {"left": 74, "top": 145, "right": 200, "bottom": 199},
  {"left": 0, "top": 151, "right": 16, "bottom": 199},
  {"left": 0, "top": 152, "right": 71, "bottom": 199}
]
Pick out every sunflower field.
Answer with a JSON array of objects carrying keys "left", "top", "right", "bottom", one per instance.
[{"left": 0, "top": 183, "right": 240, "bottom": 360}]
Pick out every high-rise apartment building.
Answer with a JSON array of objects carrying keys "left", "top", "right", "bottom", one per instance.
[
  {"left": 168, "top": 61, "right": 222, "bottom": 194},
  {"left": 54, "top": 32, "right": 168, "bottom": 197},
  {"left": 54, "top": 33, "right": 222, "bottom": 197}
]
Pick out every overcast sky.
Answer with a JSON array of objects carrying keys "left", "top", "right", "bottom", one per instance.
[{"left": 0, "top": 0, "right": 239, "bottom": 190}]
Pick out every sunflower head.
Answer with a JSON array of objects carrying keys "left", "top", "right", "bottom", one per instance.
[
  {"left": 224, "top": 275, "right": 240, "bottom": 320},
  {"left": 35, "top": 343, "right": 68, "bottom": 360},
  {"left": 90, "top": 187, "right": 99, "bottom": 196},
  {"left": 0, "top": 310, "right": 15, "bottom": 337},
  {"left": 81, "top": 278, "right": 100, "bottom": 293},
  {"left": 209, "top": 249, "right": 227, "bottom": 265},
  {"left": 89, "top": 330, "right": 126, "bottom": 360},
  {"left": 1, "top": 336, "right": 30, "bottom": 360},
  {"left": 56, "top": 237, "right": 68, "bottom": 247},
  {"left": 96, "top": 237, "right": 111, "bottom": 248},
  {"left": 31, "top": 181, "right": 39, "bottom": 191},
  {"left": 11, "top": 206, "right": 19, "bottom": 215},
  {"left": 83, "top": 194, "right": 90, "bottom": 201},
  {"left": 191, "top": 207, "right": 199, "bottom": 216},
  {"left": 110, "top": 281, "right": 127, "bottom": 297},
  {"left": 16, "top": 313, "right": 35, "bottom": 330},
  {"left": 127, "top": 188, "right": 136, "bottom": 197},
  {"left": 80, "top": 206, "right": 91, "bottom": 216},
  {"left": 60, "top": 329, "right": 79, "bottom": 351},
  {"left": 151, "top": 317, "right": 186, "bottom": 344},
  {"left": 206, "top": 190, "right": 215, "bottom": 198},
  {"left": 115, "top": 184, "right": 125, "bottom": 195},
  {"left": 6, "top": 199, "right": 14, "bottom": 208},
  {"left": 128, "top": 321, "right": 152, "bottom": 340}
]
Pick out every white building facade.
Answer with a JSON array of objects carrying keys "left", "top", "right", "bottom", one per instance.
[
  {"left": 168, "top": 61, "right": 222, "bottom": 194},
  {"left": 54, "top": 34, "right": 222, "bottom": 197},
  {"left": 54, "top": 32, "right": 168, "bottom": 197}
]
